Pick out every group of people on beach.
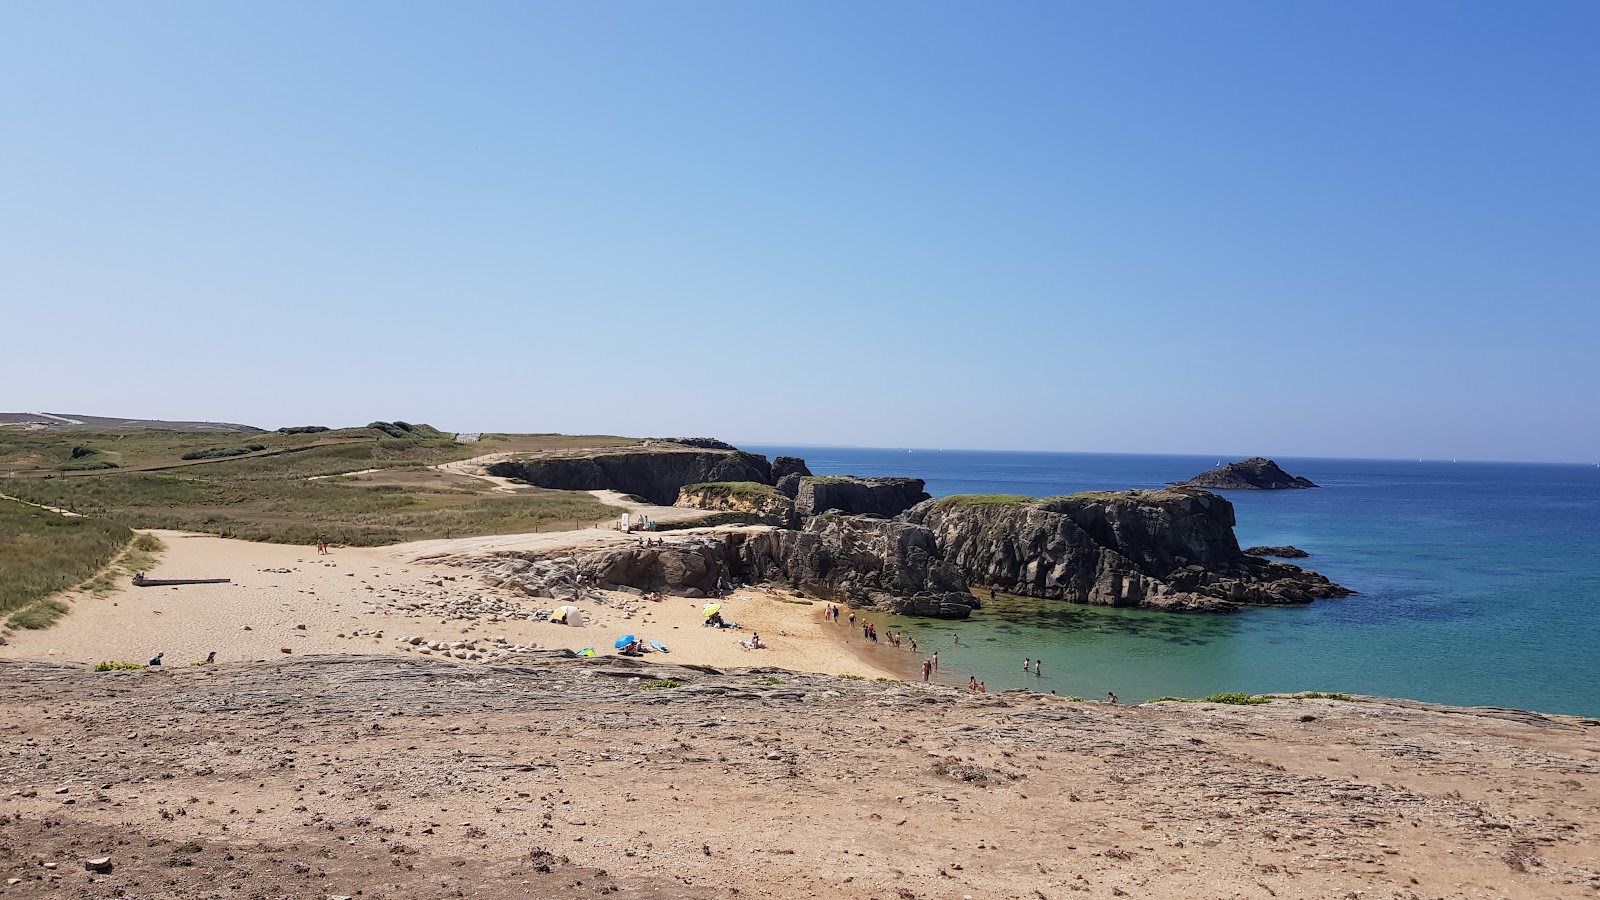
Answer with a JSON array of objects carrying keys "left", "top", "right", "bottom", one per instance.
[{"left": 822, "top": 601, "right": 1126, "bottom": 699}]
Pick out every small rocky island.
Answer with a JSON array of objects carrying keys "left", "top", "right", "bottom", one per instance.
[
  {"left": 474, "top": 442, "right": 1351, "bottom": 618},
  {"left": 1180, "top": 457, "right": 1318, "bottom": 490},
  {"left": 1245, "top": 545, "right": 1310, "bottom": 559}
]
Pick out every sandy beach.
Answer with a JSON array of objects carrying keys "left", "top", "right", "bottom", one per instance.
[{"left": 0, "top": 528, "right": 895, "bottom": 680}]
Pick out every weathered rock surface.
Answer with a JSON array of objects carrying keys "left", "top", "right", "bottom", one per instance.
[
  {"left": 770, "top": 455, "right": 812, "bottom": 481},
  {"left": 463, "top": 518, "right": 980, "bottom": 618},
  {"left": 489, "top": 449, "right": 773, "bottom": 505},
  {"left": 794, "top": 476, "right": 931, "bottom": 518},
  {"left": 1245, "top": 545, "right": 1311, "bottom": 558},
  {"left": 1181, "top": 457, "right": 1318, "bottom": 490},
  {"left": 905, "top": 489, "right": 1351, "bottom": 612},
  {"left": 675, "top": 482, "right": 797, "bottom": 527},
  {"left": 725, "top": 516, "right": 979, "bottom": 618}
]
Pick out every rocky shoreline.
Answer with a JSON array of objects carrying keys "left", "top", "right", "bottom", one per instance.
[{"left": 481, "top": 444, "right": 1352, "bottom": 617}]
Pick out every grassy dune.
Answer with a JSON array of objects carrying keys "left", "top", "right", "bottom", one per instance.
[
  {"left": 0, "top": 425, "right": 628, "bottom": 546},
  {"left": 0, "top": 498, "right": 131, "bottom": 628}
]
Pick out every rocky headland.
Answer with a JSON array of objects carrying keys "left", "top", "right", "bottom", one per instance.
[
  {"left": 470, "top": 444, "right": 1349, "bottom": 617},
  {"left": 907, "top": 489, "right": 1351, "bottom": 611},
  {"left": 1181, "top": 457, "right": 1319, "bottom": 490}
]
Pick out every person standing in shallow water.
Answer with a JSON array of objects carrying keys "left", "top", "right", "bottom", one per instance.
[{"left": 922, "top": 659, "right": 932, "bottom": 682}]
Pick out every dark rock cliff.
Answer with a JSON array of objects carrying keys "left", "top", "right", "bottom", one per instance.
[
  {"left": 724, "top": 516, "right": 979, "bottom": 618},
  {"left": 905, "top": 488, "right": 1351, "bottom": 612},
  {"left": 771, "top": 456, "right": 812, "bottom": 481},
  {"left": 468, "top": 516, "right": 980, "bottom": 618},
  {"left": 794, "top": 476, "right": 931, "bottom": 518},
  {"left": 1180, "top": 458, "right": 1318, "bottom": 490},
  {"left": 488, "top": 450, "right": 774, "bottom": 506}
]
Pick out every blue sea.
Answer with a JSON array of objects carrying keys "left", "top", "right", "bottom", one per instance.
[{"left": 745, "top": 446, "right": 1600, "bottom": 716}]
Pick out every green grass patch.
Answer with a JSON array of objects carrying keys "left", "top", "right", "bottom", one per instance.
[
  {"left": 838, "top": 673, "right": 865, "bottom": 680},
  {"left": 179, "top": 444, "right": 266, "bottom": 461},
  {"left": 0, "top": 497, "right": 131, "bottom": 617},
  {"left": 1145, "top": 692, "right": 1273, "bottom": 705},
  {"left": 934, "top": 494, "right": 1034, "bottom": 509},
  {"left": 680, "top": 481, "right": 786, "bottom": 501},
  {"left": 93, "top": 661, "right": 146, "bottom": 672},
  {"left": 641, "top": 679, "right": 682, "bottom": 690},
  {"left": 1291, "top": 692, "right": 1359, "bottom": 702},
  {"left": 1200, "top": 692, "right": 1271, "bottom": 705},
  {"left": 755, "top": 676, "right": 785, "bottom": 685},
  {"left": 8, "top": 598, "right": 70, "bottom": 629}
]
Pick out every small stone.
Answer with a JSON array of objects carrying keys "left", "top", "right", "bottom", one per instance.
[{"left": 84, "top": 857, "right": 113, "bottom": 873}]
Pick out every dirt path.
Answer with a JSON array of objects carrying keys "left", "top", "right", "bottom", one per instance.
[{"left": 2, "top": 654, "right": 1595, "bottom": 899}]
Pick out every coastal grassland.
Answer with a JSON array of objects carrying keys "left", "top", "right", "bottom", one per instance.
[
  {"left": 0, "top": 498, "right": 131, "bottom": 628},
  {"left": 934, "top": 494, "right": 1035, "bottom": 509},
  {"left": 2, "top": 466, "right": 617, "bottom": 546},
  {"left": 79, "top": 533, "right": 166, "bottom": 595},
  {"left": 0, "top": 424, "right": 640, "bottom": 545}
]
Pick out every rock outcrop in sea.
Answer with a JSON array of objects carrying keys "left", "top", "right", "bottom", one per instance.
[
  {"left": 1244, "top": 545, "right": 1310, "bottom": 559},
  {"left": 905, "top": 489, "right": 1351, "bottom": 611},
  {"left": 1180, "top": 457, "right": 1318, "bottom": 490}
]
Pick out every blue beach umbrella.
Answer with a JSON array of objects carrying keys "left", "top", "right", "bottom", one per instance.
[{"left": 614, "top": 634, "right": 637, "bottom": 649}]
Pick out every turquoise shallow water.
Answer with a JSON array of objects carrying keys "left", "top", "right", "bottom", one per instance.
[{"left": 745, "top": 446, "right": 1600, "bottom": 716}]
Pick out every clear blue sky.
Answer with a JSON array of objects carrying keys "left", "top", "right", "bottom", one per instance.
[{"left": 3, "top": 3, "right": 1596, "bottom": 462}]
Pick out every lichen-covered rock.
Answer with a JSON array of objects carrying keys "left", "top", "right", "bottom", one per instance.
[
  {"left": 489, "top": 449, "right": 774, "bottom": 505},
  {"left": 1180, "top": 458, "right": 1318, "bottom": 490},
  {"left": 905, "top": 488, "right": 1351, "bottom": 612},
  {"left": 794, "top": 476, "right": 931, "bottom": 518}
]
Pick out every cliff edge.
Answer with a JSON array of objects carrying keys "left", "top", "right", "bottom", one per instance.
[{"left": 906, "top": 488, "right": 1351, "bottom": 611}]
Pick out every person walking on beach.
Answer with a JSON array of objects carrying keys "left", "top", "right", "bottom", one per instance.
[
  {"left": 316, "top": 534, "right": 328, "bottom": 555},
  {"left": 921, "top": 659, "right": 932, "bottom": 682}
]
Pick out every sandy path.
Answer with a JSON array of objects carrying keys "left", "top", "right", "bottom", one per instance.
[{"left": 0, "top": 530, "right": 888, "bottom": 679}]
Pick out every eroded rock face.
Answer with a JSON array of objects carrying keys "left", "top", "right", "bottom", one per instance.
[
  {"left": 726, "top": 516, "right": 979, "bottom": 619},
  {"left": 489, "top": 450, "right": 773, "bottom": 505},
  {"left": 905, "top": 489, "right": 1351, "bottom": 612},
  {"left": 771, "top": 456, "right": 812, "bottom": 481},
  {"left": 675, "top": 483, "right": 797, "bottom": 527},
  {"left": 794, "top": 476, "right": 931, "bottom": 518},
  {"left": 1181, "top": 458, "right": 1318, "bottom": 490},
  {"left": 459, "top": 517, "right": 981, "bottom": 619}
]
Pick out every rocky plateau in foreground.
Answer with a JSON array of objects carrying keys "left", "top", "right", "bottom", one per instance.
[{"left": 2, "top": 655, "right": 1595, "bottom": 899}]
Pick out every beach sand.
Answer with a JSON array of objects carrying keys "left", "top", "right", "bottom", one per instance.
[{"left": 0, "top": 529, "right": 894, "bottom": 680}]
